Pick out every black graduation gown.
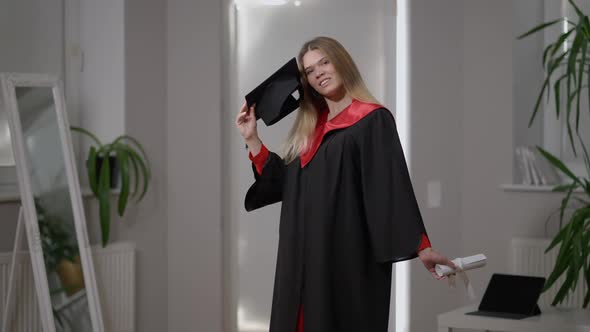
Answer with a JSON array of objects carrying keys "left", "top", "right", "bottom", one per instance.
[{"left": 245, "top": 104, "right": 427, "bottom": 332}]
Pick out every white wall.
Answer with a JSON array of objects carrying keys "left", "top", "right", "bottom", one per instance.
[
  {"left": 122, "top": 0, "right": 168, "bottom": 331},
  {"left": 167, "top": 0, "right": 223, "bottom": 331},
  {"left": 0, "top": 0, "right": 64, "bottom": 260},
  {"left": 79, "top": 0, "right": 126, "bottom": 143},
  {"left": 84, "top": 1, "right": 169, "bottom": 332},
  {"left": 461, "top": 0, "right": 562, "bottom": 298},
  {"left": 0, "top": 0, "right": 63, "bottom": 74},
  {"left": 513, "top": 0, "right": 544, "bottom": 180},
  {"left": 407, "top": 1, "right": 566, "bottom": 331},
  {"left": 0, "top": 0, "right": 64, "bottom": 165},
  {"left": 406, "top": 1, "right": 464, "bottom": 331},
  {"left": 0, "top": 1, "right": 170, "bottom": 331}
]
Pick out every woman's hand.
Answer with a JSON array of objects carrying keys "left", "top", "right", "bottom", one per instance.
[
  {"left": 236, "top": 102, "right": 262, "bottom": 155},
  {"left": 236, "top": 102, "right": 259, "bottom": 141},
  {"left": 418, "top": 248, "right": 456, "bottom": 280}
]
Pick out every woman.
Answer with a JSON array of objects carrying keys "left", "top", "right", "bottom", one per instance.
[{"left": 235, "top": 36, "right": 455, "bottom": 332}]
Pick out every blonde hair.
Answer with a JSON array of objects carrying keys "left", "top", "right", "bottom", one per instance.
[{"left": 282, "top": 36, "right": 381, "bottom": 163}]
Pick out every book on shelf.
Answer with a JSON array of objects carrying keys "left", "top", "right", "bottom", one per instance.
[{"left": 515, "top": 146, "right": 561, "bottom": 186}]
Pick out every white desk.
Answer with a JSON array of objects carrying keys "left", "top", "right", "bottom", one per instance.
[{"left": 438, "top": 305, "right": 590, "bottom": 332}]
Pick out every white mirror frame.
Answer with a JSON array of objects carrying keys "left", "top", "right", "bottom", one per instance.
[{"left": 0, "top": 73, "right": 104, "bottom": 332}]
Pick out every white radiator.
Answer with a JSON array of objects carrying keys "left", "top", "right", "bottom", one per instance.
[
  {"left": 510, "top": 237, "right": 587, "bottom": 308},
  {"left": 0, "top": 241, "right": 135, "bottom": 332}
]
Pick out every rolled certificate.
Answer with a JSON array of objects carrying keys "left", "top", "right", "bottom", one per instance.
[{"left": 435, "top": 254, "right": 487, "bottom": 277}]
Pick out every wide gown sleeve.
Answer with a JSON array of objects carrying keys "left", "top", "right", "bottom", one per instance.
[
  {"left": 244, "top": 151, "right": 286, "bottom": 211},
  {"left": 358, "top": 109, "right": 428, "bottom": 263}
]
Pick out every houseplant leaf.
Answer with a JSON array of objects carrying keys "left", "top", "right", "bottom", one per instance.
[
  {"left": 98, "top": 155, "right": 111, "bottom": 247},
  {"left": 522, "top": 1, "right": 590, "bottom": 307},
  {"left": 569, "top": 0, "right": 584, "bottom": 18},
  {"left": 553, "top": 73, "right": 568, "bottom": 118},
  {"left": 115, "top": 146, "right": 130, "bottom": 216},
  {"left": 577, "top": 132, "right": 590, "bottom": 184},
  {"left": 124, "top": 147, "right": 150, "bottom": 201},
  {"left": 552, "top": 183, "right": 574, "bottom": 193},
  {"left": 544, "top": 246, "right": 572, "bottom": 291},
  {"left": 70, "top": 126, "right": 102, "bottom": 146},
  {"left": 537, "top": 146, "right": 582, "bottom": 184},
  {"left": 546, "top": 198, "right": 576, "bottom": 252},
  {"left": 70, "top": 126, "right": 151, "bottom": 247},
  {"left": 552, "top": 264, "right": 578, "bottom": 305},
  {"left": 575, "top": 34, "right": 587, "bottom": 130},
  {"left": 88, "top": 147, "right": 98, "bottom": 195},
  {"left": 584, "top": 259, "right": 590, "bottom": 307},
  {"left": 517, "top": 18, "right": 563, "bottom": 40},
  {"left": 559, "top": 183, "right": 576, "bottom": 224},
  {"left": 114, "top": 134, "right": 150, "bottom": 165},
  {"left": 128, "top": 151, "right": 140, "bottom": 198},
  {"left": 530, "top": 51, "right": 569, "bottom": 127}
]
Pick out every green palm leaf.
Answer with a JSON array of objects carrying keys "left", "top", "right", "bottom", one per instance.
[
  {"left": 569, "top": 0, "right": 584, "bottom": 18},
  {"left": 517, "top": 18, "right": 563, "bottom": 40},
  {"left": 522, "top": 0, "right": 590, "bottom": 308},
  {"left": 530, "top": 52, "right": 569, "bottom": 127},
  {"left": 537, "top": 146, "right": 582, "bottom": 183}
]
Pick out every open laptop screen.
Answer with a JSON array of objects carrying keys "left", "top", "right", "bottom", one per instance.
[{"left": 479, "top": 274, "right": 545, "bottom": 315}]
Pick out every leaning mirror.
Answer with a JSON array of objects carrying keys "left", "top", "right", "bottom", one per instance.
[{"left": 0, "top": 74, "right": 104, "bottom": 332}]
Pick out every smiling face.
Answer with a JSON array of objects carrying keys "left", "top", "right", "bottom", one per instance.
[{"left": 302, "top": 49, "right": 345, "bottom": 100}]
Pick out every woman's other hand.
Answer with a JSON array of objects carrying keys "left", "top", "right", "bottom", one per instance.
[{"left": 418, "top": 248, "right": 456, "bottom": 280}]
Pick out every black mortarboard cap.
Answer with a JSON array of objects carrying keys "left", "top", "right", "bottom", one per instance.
[{"left": 245, "top": 57, "right": 303, "bottom": 126}]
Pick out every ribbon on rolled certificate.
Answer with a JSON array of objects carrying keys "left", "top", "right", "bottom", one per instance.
[{"left": 435, "top": 254, "right": 487, "bottom": 301}]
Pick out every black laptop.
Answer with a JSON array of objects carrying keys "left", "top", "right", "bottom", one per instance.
[{"left": 466, "top": 273, "right": 546, "bottom": 320}]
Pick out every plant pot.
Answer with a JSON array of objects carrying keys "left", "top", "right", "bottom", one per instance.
[
  {"left": 56, "top": 255, "right": 85, "bottom": 296},
  {"left": 87, "top": 155, "right": 119, "bottom": 189}
]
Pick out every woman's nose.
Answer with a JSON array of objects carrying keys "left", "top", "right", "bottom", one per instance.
[{"left": 315, "top": 70, "right": 324, "bottom": 80}]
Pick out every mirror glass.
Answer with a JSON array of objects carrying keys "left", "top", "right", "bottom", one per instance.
[{"left": 15, "top": 86, "right": 93, "bottom": 331}]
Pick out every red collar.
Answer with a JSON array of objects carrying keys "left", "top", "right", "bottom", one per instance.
[{"left": 299, "top": 99, "right": 383, "bottom": 168}]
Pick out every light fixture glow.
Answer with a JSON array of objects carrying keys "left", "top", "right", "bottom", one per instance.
[
  {"left": 238, "top": 306, "right": 270, "bottom": 331},
  {"left": 261, "top": 0, "right": 289, "bottom": 5},
  {"left": 396, "top": 1, "right": 411, "bottom": 332},
  {"left": 294, "top": 1, "right": 302, "bottom": 6}
]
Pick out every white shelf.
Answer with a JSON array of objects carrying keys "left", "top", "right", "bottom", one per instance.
[{"left": 500, "top": 184, "right": 583, "bottom": 193}]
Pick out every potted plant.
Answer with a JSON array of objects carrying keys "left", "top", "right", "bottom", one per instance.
[
  {"left": 70, "top": 126, "right": 151, "bottom": 247},
  {"left": 518, "top": 0, "right": 590, "bottom": 308},
  {"left": 35, "top": 199, "right": 84, "bottom": 296}
]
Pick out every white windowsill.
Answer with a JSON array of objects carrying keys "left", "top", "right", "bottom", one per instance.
[
  {"left": 0, "top": 187, "right": 117, "bottom": 203},
  {"left": 500, "top": 184, "right": 584, "bottom": 193}
]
